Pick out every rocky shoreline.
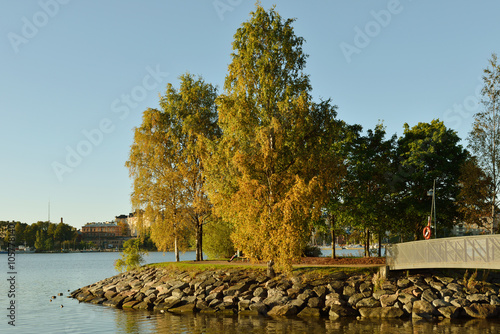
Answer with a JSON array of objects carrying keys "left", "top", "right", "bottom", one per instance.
[{"left": 70, "top": 265, "right": 500, "bottom": 320}]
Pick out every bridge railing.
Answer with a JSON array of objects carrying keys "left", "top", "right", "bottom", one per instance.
[{"left": 386, "top": 235, "right": 500, "bottom": 270}]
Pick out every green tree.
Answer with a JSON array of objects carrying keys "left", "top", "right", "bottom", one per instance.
[
  {"left": 342, "top": 123, "right": 397, "bottom": 256},
  {"left": 325, "top": 123, "right": 362, "bottom": 259},
  {"left": 203, "top": 218, "right": 235, "bottom": 259},
  {"left": 114, "top": 239, "right": 147, "bottom": 272},
  {"left": 126, "top": 74, "right": 219, "bottom": 261},
  {"left": 468, "top": 54, "right": 500, "bottom": 233},
  {"left": 205, "top": 5, "right": 345, "bottom": 271},
  {"left": 457, "top": 156, "right": 494, "bottom": 231},
  {"left": 395, "top": 120, "right": 467, "bottom": 240},
  {"left": 35, "top": 230, "right": 46, "bottom": 251},
  {"left": 14, "top": 222, "right": 26, "bottom": 246}
]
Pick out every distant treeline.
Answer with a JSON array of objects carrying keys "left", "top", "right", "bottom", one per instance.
[{"left": 0, "top": 221, "right": 90, "bottom": 251}]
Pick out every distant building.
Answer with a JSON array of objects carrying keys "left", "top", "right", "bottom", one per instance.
[
  {"left": 81, "top": 222, "right": 127, "bottom": 249},
  {"left": 115, "top": 211, "right": 150, "bottom": 237}
]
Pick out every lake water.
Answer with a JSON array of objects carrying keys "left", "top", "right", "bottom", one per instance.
[{"left": 2, "top": 251, "right": 500, "bottom": 333}]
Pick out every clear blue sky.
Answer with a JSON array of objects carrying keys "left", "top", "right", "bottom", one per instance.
[{"left": 1, "top": 0, "right": 499, "bottom": 229}]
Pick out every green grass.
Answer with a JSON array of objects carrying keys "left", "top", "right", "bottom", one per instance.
[{"left": 145, "top": 260, "right": 380, "bottom": 281}]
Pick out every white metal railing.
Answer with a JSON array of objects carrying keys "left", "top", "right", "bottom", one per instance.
[{"left": 386, "top": 235, "right": 500, "bottom": 270}]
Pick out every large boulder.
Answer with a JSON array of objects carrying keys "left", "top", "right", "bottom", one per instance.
[
  {"left": 412, "top": 300, "right": 438, "bottom": 320},
  {"left": 379, "top": 294, "right": 398, "bottom": 308},
  {"left": 267, "top": 304, "right": 298, "bottom": 317},
  {"left": 437, "top": 306, "right": 461, "bottom": 319}
]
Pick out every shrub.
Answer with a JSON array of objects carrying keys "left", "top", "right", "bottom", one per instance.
[
  {"left": 302, "top": 244, "right": 322, "bottom": 257},
  {"left": 114, "top": 239, "right": 147, "bottom": 272}
]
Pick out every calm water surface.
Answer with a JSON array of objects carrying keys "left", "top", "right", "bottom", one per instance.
[{"left": 1, "top": 251, "right": 500, "bottom": 333}]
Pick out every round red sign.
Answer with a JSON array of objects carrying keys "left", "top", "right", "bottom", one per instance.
[{"left": 423, "top": 226, "right": 431, "bottom": 240}]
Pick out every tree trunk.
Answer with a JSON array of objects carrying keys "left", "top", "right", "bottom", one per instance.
[
  {"left": 330, "top": 214, "right": 336, "bottom": 259},
  {"left": 174, "top": 235, "right": 179, "bottom": 262},
  {"left": 378, "top": 230, "right": 382, "bottom": 257},
  {"left": 365, "top": 229, "right": 370, "bottom": 257},
  {"left": 196, "top": 220, "right": 203, "bottom": 261}
]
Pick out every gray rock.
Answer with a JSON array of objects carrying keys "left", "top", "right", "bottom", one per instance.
[
  {"left": 249, "top": 302, "right": 267, "bottom": 314},
  {"left": 398, "top": 292, "right": 417, "bottom": 305},
  {"left": 182, "top": 295, "right": 196, "bottom": 304},
  {"left": 490, "top": 295, "right": 500, "bottom": 306},
  {"left": 307, "top": 297, "right": 323, "bottom": 308},
  {"left": 253, "top": 287, "right": 267, "bottom": 298},
  {"left": 432, "top": 299, "right": 451, "bottom": 308},
  {"left": 447, "top": 283, "right": 463, "bottom": 293},
  {"left": 382, "top": 282, "right": 397, "bottom": 293},
  {"left": 403, "top": 302, "right": 413, "bottom": 314},
  {"left": 343, "top": 285, "right": 356, "bottom": 297},
  {"left": 429, "top": 281, "right": 444, "bottom": 291},
  {"left": 162, "top": 296, "right": 183, "bottom": 309},
  {"left": 286, "top": 288, "right": 300, "bottom": 299},
  {"left": 313, "top": 286, "right": 327, "bottom": 298},
  {"left": 328, "top": 281, "right": 344, "bottom": 292},
  {"left": 325, "top": 292, "right": 345, "bottom": 307},
  {"left": 439, "top": 288, "right": 454, "bottom": 298},
  {"left": 421, "top": 289, "right": 438, "bottom": 303},
  {"left": 451, "top": 298, "right": 470, "bottom": 308},
  {"left": 466, "top": 294, "right": 489, "bottom": 304},
  {"left": 356, "top": 297, "right": 380, "bottom": 309},
  {"left": 359, "top": 282, "right": 372, "bottom": 293},
  {"left": 297, "top": 289, "right": 314, "bottom": 301},
  {"left": 348, "top": 293, "right": 366, "bottom": 307},
  {"left": 290, "top": 298, "right": 307, "bottom": 309},
  {"left": 372, "top": 289, "right": 390, "bottom": 300},
  {"left": 171, "top": 289, "right": 185, "bottom": 299},
  {"left": 435, "top": 276, "right": 455, "bottom": 285},
  {"left": 226, "top": 281, "right": 252, "bottom": 296},
  {"left": 380, "top": 294, "right": 398, "bottom": 308},
  {"left": 437, "top": 306, "right": 461, "bottom": 319},
  {"left": 267, "top": 304, "right": 298, "bottom": 317},
  {"left": 397, "top": 278, "right": 411, "bottom": 289},
  {"left": 297, "top": 307, "right": 321, "bottom": 317},
  {"left": 238, "top": 299, "right": 251, "bottom": 311},
  {"left": 329, "top": 304, "right": 358, "bottom": 319},
  {"left": 359, "top": 307, "right": 404, "bottom": 318},
  {"left": 412, "top": 300, "right": 437, "bottom": 320},
  {"left": 223, "top": 295, "right": 237, "bottom": 304}
]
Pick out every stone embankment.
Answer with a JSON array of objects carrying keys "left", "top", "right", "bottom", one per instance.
[{"left": 70, "top": 266, "right": 500, "bottom": 320}]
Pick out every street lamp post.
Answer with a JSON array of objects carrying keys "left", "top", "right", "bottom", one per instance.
[{"left": 427, "top": 179, "right": 437, "bottom": 239}]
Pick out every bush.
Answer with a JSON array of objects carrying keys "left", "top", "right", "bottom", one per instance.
[
  {"left": 203, "top": 219, "right": 235, "bottom": 259},
  {"left": 114, "top": 239, "right": 147, "bottom": 272},
  {"left": 303, "top": 244, "right": 322, "bottom": 257}
]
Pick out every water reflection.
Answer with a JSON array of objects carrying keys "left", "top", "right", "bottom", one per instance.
[{"left": 111, "top": 310, "right": 500, "bottom": 334}]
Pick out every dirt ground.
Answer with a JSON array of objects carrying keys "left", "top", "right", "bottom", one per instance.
[
  {"left": 298, "top": 256, "right": 385, "bottom": 266},
  {"left": 195, "top": 256, "right": 386, "bottom": 267}
]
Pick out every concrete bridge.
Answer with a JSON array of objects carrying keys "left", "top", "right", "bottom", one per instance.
[{"left": 386, "top": 235, "right": 500, "bottom": 270}]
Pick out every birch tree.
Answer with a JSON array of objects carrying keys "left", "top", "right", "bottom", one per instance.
[
  {"left": 126, "top": 74, "right": 218, "bottom": 261},
  {"left": 205, "top": 5, "right": 345, "bottom": 270},
  {"left": 468, "top": 54, "right": 500, "bottom": 233}
]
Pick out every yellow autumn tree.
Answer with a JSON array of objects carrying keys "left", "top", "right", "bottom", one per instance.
[
  {"left": 126, "top": 74, "right": 219, "bottom": 261},
  {"left": 205, "top": 5, "right": 345, "bottom": 271}
]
